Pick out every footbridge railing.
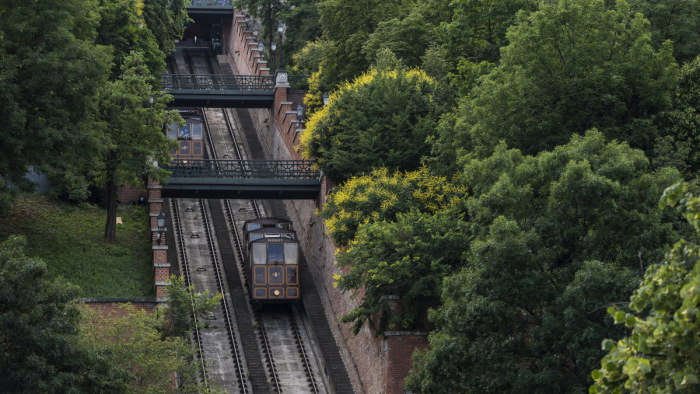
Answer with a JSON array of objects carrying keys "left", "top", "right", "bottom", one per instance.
[
  {"left": 164, "top": 159, "right": 321, "bottom": 180},
  {"left": 162, "top": 74, "right": 275, "bottom": 92},
  {"left": 190, "top": 0, "right": 232, "bottom": 5}
]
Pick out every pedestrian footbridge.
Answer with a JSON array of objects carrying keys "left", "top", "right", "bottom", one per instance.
[
  {"left": 161, "top": 159, "right": 321, "bottom": 199},
  {"left": 162, "top": 74, "right": 276, "bottom": 108}
]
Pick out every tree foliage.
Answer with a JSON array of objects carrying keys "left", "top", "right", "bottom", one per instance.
[
  {"left": 141, "top": 0, "right": 190, "bottom": 59},
  {"left": 96, "top": 0, "right": 164, "bottom": 79},
  {"left": 655, "top": 55, "right": 700, "bottom": 175},
  {"left": 630, "top": 0, "right": 700, "bottom": 64},
  {"left": 406, "top": 131, "right": 687, "bottom": 392},
  {"left": 165, "top": 275, "right": 222, "bottom": 338},
  {"left": 96, "top": 52, "right": 179, "bottom": 240},
  {"left": 321, "top": 167, "right": 467, "bottom": 246},
  {"left": 336, "top": 207, "right": 470, "bottom": 335},
  {"left": 0, "top": 0, "right": 111, "bottom": 209},
  {"left": 439, "top": 0, "right": 677, "bottom": 161},
  {"left": 438, "top": 0, "right": 536, "bottom": 65},
  {"left": 301, "top": 68, "right": 443, "bottom": 183},
  {"left": 322, "top": 167, "right": 468, "bottom": 334},
  {"left": 591, "top": 183, "right": 700, "bottom": 393},
  {"left": 362, "top": 6, "right": 435, "bottom": 68},
  {"left": 316, "top": 0, "right": 413, "bottom": 87},
  {"left": 81, "top": 304, "right": 202, "bottom": 393},
  {"left": 0, "top": 236, "right": 127, "bottom": 392}
]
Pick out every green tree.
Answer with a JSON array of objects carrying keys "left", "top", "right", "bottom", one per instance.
[
  {"left": 316, "top": 0, "right": 411, "bottom": 87},
  {"left": 655, "top": 56, "right": 700, "bottom": 175},
  {"left": 96, "top": 52, "right": 179, "bottom": 240},
  {"left": 165, "top": 275, "right": 222, "bottom": 338},
  {"left": 142, "top": 0, "right": 190, "bottom": 59},
  {"left": 439, "top": 0, "right": 536, "bottom": 65},
  {"left": 0, "top": 0, "right": 111, "bottom": 209},
  {"left": 301, "top": 68, "right": 443, "bottom": 183},
  {"left": 362, "top": 8, "right": 435, "bottom": 68},
  {"left": 630, "top": 0, "right": 700, "bottom": 64},
  {"left": 0, "top": 236, "right": 127, "bottom": 392},
  {"left": 96, "top": 0, "right": 165, "bottom": 79},
  {"left": 407, "top": 131, "right": 687, "bottom": 392},
  {"left": 336, "top": 207, "right": 470, "bottom": 335},
  {"left": 81, "top": 304, "right": 204, "bottom": 393},
  {"left": 278, "top": 0, "right": 324, "bottom": 69},
  {"left": 591, "top": 183, "right": 700, "bottom": 393},
  {"left": 321, "top": 167, "right": 467, "bottom": 246},
  {"left": 439, "top": 0, "right": 677, "bottom": 162}
]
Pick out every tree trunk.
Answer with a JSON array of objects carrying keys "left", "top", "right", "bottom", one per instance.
[{"left": 104, "top": 150, "right": 118, "bottom": 241}]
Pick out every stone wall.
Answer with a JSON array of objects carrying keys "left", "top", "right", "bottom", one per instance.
[{"left": 221, "top": 14, "right": 430, "bottom": 393}]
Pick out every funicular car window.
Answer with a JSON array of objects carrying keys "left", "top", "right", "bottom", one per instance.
[
  {"left": 268, "top": 244, "right": 284, "bottom": 263},
  {"left": 252, "top": 243, "right": 266, "bottom": 264},
  {"left": 247, "top": 223, "right": 261, "bottom": 231},
  {"left": 250, "top": 234, "right": 263, "bottom": 241},
  {"left": 191, "top": 123, "right": 203, "bottom": 140},
  {"left": 284, "top": 244, "right": 298, "bottom": 264},
  {"left": 179, "top": 124, "right": 191, "bottom": 139}
]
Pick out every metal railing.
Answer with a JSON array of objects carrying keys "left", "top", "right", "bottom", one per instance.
[
  {"left": 165, "top": 159, "right": 321, "bottom": 180},
  {"left": 162, "top": 74, "right": 276, "bottom": 92},
  {"left": 189, "top": 0, "right": 233, "bottom": 6}
]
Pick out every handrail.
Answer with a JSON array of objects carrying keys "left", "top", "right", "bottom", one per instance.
[
  {"left": 189, "top": 0, "right": 233, "bottom": 6},
  {"left": 162, "top": 74, "right": 276, "bottom": 91},
  {"left": 164, "top": 159, "right": 321, "bottom": 180}
]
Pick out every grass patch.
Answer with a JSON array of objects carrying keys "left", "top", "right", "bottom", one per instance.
[{"left": 0, "top": 194, "right": 153, "bottom": 298}]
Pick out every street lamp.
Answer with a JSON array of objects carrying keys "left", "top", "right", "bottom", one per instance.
[
  {"left": 257, "top": 42, "right": 264, "bottom": 53},
  {"left": 277, "top": 21, "right": 285, "bottom": 68},
  {"left": 296, "top": 104, "right": 304, "bottom": 121},
  {"left": 323, "top": 93, "right": 330, "bottom": 105},
  {"left": 156, "top": 211, "right": 165, "bottom": 245},
  {"left": 270, "top": 41, "right": 277, "bottom": 72}
]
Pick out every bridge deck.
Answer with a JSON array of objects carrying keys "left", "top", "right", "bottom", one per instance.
[
  {"left": 163, "top": 74, "right": 275, "bottom": 108},
  {"left": 187, "top": 0, "right": 233, "bottom": 16},
  {"left": 161, "top": 159, "right": 321, "bottom": 199}
]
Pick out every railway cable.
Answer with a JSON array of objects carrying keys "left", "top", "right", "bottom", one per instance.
[
  {"left": 220, "top": 105, "right": 322, "bottom": 393},
  {"left": 198, "top": 197, "right": 250, "bottom": 392}
]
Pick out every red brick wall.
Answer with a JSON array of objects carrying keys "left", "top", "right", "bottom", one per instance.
[
  {"left": 148, "top": 179, "right": 168, "bottom": 301},
  {"left": 222, "top": 16, "right": 434, "bottom": 393},
  {"left": 117, "top": 186, "right": 145, "bottom": 203},
  {"left": 81, "top": 301, "right": 158, "bottom": 317},
  {"left": 384, "top": 333, "right": 430, "bottom": 394}
]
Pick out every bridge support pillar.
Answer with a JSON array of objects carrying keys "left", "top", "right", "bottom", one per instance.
[{"left": 148, "top": 180, "right": 169, "bottom": 302}]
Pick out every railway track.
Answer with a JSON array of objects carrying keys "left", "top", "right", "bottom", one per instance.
[
  {"left": 205, "top": 106, "right": 325, "bottom": 393},
  {"left": 168, "top": 45, "right": 333, "bottom": 393}
]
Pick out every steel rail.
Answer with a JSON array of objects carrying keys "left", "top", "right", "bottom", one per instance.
[
  {"left": 202, "top": 110, "right": 250, "bottom": 393},
  {"left": 171, "top": 199, "right": 210, "bottom": 388},
  {"left": 198, "top": 197, "right": 249, "bottom": 392},
  {"left": 289, "top": 308, "right": 320, "bottom": 393}
]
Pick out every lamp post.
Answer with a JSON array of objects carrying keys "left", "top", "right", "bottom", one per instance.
[
  {"left": 270, "top": 41, "right": 277, "bottom": 72},
  {"left": 277, "top": 22, "right": 285, "bottom": 69},
  {"left": 296, "top": 104, "right": 304, "bottom": 122},
  {"left": 323, "top": 93, "right": 330, "bottom": 105},
  {"left": 156, "top": 211, "right": 165, "bottom": 245}
]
